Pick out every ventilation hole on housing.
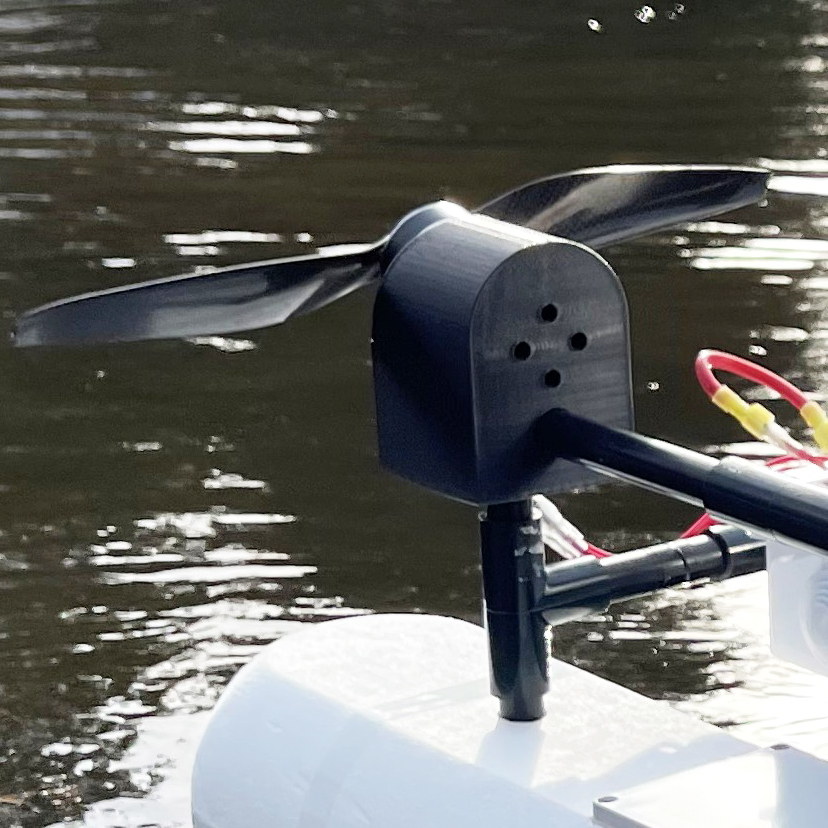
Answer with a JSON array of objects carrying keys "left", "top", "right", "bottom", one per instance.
[
  {"left": 569, "top": 332, "right": 588, "bottom": 351},
  {"left": 544, "top": 369, "right": 561, "bottom": 388},
  {"left": 540, "top": 303, "right": 558, "bottom": 322},
  {"left": 513, "top": 341, "right": 532, "bottom": 361}
]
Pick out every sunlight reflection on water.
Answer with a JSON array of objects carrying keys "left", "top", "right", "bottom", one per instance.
[{"left": 6, "top": 0, "right": 828, "bottom": 825}]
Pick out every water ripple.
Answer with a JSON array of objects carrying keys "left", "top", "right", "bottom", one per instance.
[
  {"left": 148, "top": 120, "right": 303, "bottom": 137},
  {"left": 168, "top": 138, "right": 315, "bottom": 154}
]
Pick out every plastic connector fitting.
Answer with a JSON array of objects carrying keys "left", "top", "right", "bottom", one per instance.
[
  {"left": 801, "top": 400, "right": 828, "bottom": 452},
  {"left": 712, "top": 385, "right": 774, "bottom": 441}
]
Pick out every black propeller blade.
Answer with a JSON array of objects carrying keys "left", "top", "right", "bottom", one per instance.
[
  {"left": 13, "top": 164, "right": 769, "bottom": 348},
  {"left": 14, "top": 243, "right": 383, "bottom": 348},
  {"left": 477, "top": 164, "right": 769, "bottom": 249}
]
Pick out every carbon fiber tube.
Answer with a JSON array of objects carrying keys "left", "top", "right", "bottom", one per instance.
[
  {"left": 539, "top": 525, "right": 766, "bottom": 626},
  {"left": 539, "top": 408, "right": 828, "bottom": 555}
]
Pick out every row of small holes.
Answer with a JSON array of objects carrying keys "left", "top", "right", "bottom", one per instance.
[{"left": 512, "top": 333, "right": 588, "bottom": 361}]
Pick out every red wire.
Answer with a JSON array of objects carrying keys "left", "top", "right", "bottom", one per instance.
[
  {"left": 679, "top": 513, "right": 717, "bottom": 539},
  {"left": 695, "top": 349, "right": 810, "bottom": 410},
  {"left": 585, "top": 542, "right": 611, "bottom": 558},
  {"left": 766, "top": 454, "right": 803, "bottom": 468},
  {"left": 694, "top": 351, "right": 722, "bottom": 398}
]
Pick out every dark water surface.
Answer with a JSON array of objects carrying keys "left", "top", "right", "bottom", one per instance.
[{"left": 3, "top": 0, "right": 828, "bottom": 825}]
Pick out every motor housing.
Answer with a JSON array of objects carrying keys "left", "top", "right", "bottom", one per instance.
[{"left": 372, "top": 210, "right": 633, "bottom": 504}]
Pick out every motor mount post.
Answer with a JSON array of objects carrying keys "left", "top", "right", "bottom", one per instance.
[
  {"left": 371, "top": 211, "right": 633, "bottom": 719},
  {"left": 479, "top": 500, "right": 548, "bottom": 721}
]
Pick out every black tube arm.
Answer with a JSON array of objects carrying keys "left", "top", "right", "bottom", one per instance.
[
  {"left": 539, "top": 409, "right": 828, "bottom": 556},
  {"left": 540, "top": 525, "right": 765, "bottom": 625}
]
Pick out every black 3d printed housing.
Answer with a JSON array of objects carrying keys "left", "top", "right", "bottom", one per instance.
[{"left": 372, "top": 209, "right": 633, "bottom": 505}]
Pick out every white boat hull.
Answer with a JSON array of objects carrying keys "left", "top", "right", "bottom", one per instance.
[{"left": 192, "top": 613, "right": 759, "bottom": 828}]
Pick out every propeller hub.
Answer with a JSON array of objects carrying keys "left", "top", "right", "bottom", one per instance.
[{"left": 382, "top": 201, "right": 469, "bottom": 271}]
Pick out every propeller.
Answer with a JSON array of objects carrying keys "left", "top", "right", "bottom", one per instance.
[{"left": 13, "top": 164, "right": 769, "bottom": 348}]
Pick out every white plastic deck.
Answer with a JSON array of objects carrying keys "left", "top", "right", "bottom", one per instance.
[
  {"left": 192, "top": 614, "right": 760, "bottom": 828},
  {"left": 594, "top": 744, "right": 828, "bottom": 827}
]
